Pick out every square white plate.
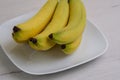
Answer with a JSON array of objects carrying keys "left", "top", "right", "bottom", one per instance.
[{"left": 0, "top": 11, "right": 108, "bottom": 75}]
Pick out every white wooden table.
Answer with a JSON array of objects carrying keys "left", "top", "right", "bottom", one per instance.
[{"left": 0, "top": 0, "right": 120, "bottom": 80}]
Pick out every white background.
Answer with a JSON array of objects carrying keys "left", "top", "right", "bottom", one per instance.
[{"left": 0, "top": 0, "right": 120, "bottom": 80}]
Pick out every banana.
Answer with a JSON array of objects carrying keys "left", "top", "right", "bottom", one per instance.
[
  {"left": 12, "top": 0, "right": 58, "bottom": 42},
  {"left": 61, "top": 36, "right": 82, "bottom": 54},
  {"left": 49, "top": 0, "right": 86, "bottom": 44},
  {"left": 28, "top": 0, "right": 69, "bottom": 50}
]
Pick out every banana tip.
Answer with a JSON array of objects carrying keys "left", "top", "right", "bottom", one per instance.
[
  {"left": 49, "top": 34, "right": 53, "bottom": 39},
  {"left": 61, "top": 44, "right": 66, "bottom": 49},
  {"left": 13, "top": 26, "right": 21, "bottom": 32},
  {"left": 29, "top": 38, "right": 37, "bottom": 44}
]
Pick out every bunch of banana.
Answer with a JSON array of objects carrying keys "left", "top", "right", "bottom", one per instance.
[{"left": 12, "top": 0, "right": 86, "bottom": 54}]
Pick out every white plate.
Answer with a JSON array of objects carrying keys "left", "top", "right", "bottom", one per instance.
[{"left": 0, "top": 11, "right": 108, "bottom": 75}]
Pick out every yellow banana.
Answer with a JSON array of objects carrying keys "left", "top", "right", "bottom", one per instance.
[
  {"left": 28, "top": 0, "right": 69, "bottom": 50},
  {"left": 61, "top": 36, "right": 82, "bottom": 54},
  {"left": 12, "top": 0, "right": 58, "bottom": 42},
  {"left": 49, "top": 0, "right": 86, "bottom": 44}
]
